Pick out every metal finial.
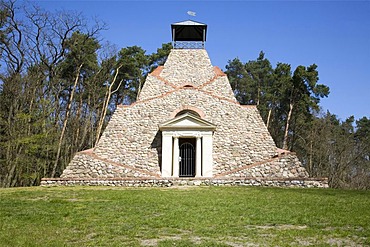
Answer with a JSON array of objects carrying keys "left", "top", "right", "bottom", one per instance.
[{"left": 187, "top": 11, "right": 196, "bottom": 17}]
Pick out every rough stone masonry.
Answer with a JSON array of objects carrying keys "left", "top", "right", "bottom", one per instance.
[{"left": 42, "top": 49, "right": 328, "bottom": 188}]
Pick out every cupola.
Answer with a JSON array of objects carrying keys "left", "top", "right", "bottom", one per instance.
[{"left": 171, "top": 20, "right": 207, "bottom": 49}]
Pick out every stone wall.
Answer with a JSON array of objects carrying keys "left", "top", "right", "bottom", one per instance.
[
  {"left": 199, "top": 75, "right": 236, "bottom": 101},
  {"left": 217, "top": 152, "right": 309, "bottom": 179},
  {"left": 41, "top": 177, "right": 328, "bottom": 188},
  {"left": 160, "top": 49, "right": 216, "bottom": 86},
  {"left": 60, "top": 150, "right": 160, "bottom": 179},
  {"left": 46, "top": 152, "right": 327, "bottom": 187},
  {"left": 92, "top": 88, "right": 278, "bottom": 177},
  {"left": 138, "top": 66, "right": 235, "bottom": 102},
  {"left": 137, "top": 73, "right": 175, "bottom": 101}
]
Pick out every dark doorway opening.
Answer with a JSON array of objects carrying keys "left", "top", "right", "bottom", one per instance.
[{"left": 179, "top": 138, "right": 196, "bottom": 177}]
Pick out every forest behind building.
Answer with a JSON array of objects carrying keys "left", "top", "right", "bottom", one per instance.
[{"left": 0, "top": 1, "right": 369, "bottom": 189}]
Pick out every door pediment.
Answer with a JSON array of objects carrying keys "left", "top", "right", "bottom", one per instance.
[{"left": 159, "top": 113, "right": 216, "bottom": 131}]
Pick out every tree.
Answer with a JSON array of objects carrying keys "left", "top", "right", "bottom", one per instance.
[
  {"left": 113, "top": 46, "right": 148, "bottom": 104},
  {"left": 225, "top": 58, "right": 249, "bottom": 104},
  {"left": 0, "top": 0, "right": 105, "bottom": 185},
  {"left": 281, "top": 64, "right": 330, "bottom": 150},
  {"left": 0, "top": 0, "right": 28, "bottom": 187},
  {"left": 225, "top": 52, "right": 273, "bottom": 107},
  {"left": 244, "top": 51, "right": 273, "bottom": 106},
  {"left": 112, "top": 43, "right": 172, "bottom": 105},
  {"left": 226, "top": 53, "right": 330, "bottom": 151},
  {"left": 95, "top": 60, "right": 122, "bottom": 146},
  {"left": 52, "top": 31, "right": 101, "bottom": 177},
  {"left": 224, "top": 53, "right": 370, "bottom": 190},
  {"left": 148, "top": 42, "right": 172, "bottom": 72},
  {"left": 266, "top": 63, "right": 292, "bottom": 144},
  {"left": 0, "top": 1, "right": 173, "bottom": 187},
  {"left": 353, "top": 117, "right": 370, "bottom": 188}
]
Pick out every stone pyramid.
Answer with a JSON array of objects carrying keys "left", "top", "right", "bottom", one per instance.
[{"left": 42, "top": 24, "right": 327, "bottom": 187}]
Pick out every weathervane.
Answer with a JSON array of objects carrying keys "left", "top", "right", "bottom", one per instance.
[{"left": 187, "top": 11, "right": 196, "bottom": 17}]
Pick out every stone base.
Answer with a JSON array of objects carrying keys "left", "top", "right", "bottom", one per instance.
[{"left": 41, "top": 177, "right": 328, "bottom": 188}]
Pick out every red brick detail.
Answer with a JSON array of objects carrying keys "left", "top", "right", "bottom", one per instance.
[
  {"left": 197, "top": 67, "right": 226, "bottom": 90},
  {"left": 78, "top": 151, "right": 161, "bottom": 178},
  {"left": 170, "top": 106, "right": 206, "bottom": 118},
  {"left": 80, "top": 148, "right": 94, "bottom": 154},
  {"left": 214, "top": 152, "right": 295, "bottom": 178},
  {"left": 116, "top": 104, "right": 132, "bottom": 109},
  {"left": 214, "top": 66, "right": 226, "bottom": 76},
  {"left": 148, "top": 66, "right": 227, "bottom": 92},
  {"left": 198, "top": 89, "right": 240, "bottom": 105},
  {"left": 277, "top": 148, "right": 290, "bottom": 155},
  {"left": 241, "top": 105, "right": 257, "bottom": 109},
  {"left": 150, "top": 73, "right": 178, "bottom": 89},
  {"left": 198, "top": 75, "right": 220, "bottom": 89},
  {"left": 134, "top": 89, "right": 180, "bottom": 106},
  {"left": 149, "top": 66, "right": 164, "bottom": 76},
  {"left": 212, "top": 177, "right": 328, "bottom": 182},
  {"left": 177, "top": 82, "right": 197, "bottom": 89},
  {"left": 41, "top": 177, "right": 328, "bottom": 183},
  {"left": 117, "top": 88, "right": 240, "bottom": 110},
  {"left": 41, "top": 177, "right": 163, "bottom": 182}
]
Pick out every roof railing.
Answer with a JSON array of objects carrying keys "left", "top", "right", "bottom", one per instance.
[{"left": 173, "top": 41, "right": 205, "bottom": 49}]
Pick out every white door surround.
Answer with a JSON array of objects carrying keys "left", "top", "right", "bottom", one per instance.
[{"left": 159, "top": 113, "right": 216, "bottom": 178}]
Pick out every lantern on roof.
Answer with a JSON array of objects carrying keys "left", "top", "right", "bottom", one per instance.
[{"left": 171, "top": 20, "right": 207, "bottom": 49}]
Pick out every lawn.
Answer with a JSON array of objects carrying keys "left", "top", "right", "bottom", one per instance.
[{"left": 0, "top": 186, "right": 369, "bottom": 246}]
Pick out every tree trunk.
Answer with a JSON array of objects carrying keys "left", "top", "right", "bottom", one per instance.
[
  {"left": 78, "top": 94, "right": 92, "bottom": 150},
  {"left": 308, "top": 131, "right": 314, "bottom": 175},
  {"left": 51, "top": 63, "right": 83, "bottom": 177},
  {"left": 95, "top": 65, "right": 122, "bottom": 146},
  {"left": 72, "top": 96, "right": 83, "bottom": 155},
  {"left": 136, "top": 78, "right": 143, "bottom": 101},
  {"left": 283, "top": 102, "right": 293, "bottom": 150},
  {"left": 266, "top": 108, "right": 272, "bottom": 129}
]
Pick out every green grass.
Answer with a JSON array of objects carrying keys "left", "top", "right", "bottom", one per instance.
[{"left": 0, "top": 186, "right": 369, "bottom": 246}]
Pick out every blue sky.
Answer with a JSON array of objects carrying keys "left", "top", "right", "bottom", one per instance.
[{"left": 33, "top": 0, "right": 370, "bottom": 121}]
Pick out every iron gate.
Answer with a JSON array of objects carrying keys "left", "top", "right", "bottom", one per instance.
[{"left": 179, "top": 142, "right": 195, "bottom": 177}]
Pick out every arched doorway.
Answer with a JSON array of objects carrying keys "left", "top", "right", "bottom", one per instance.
[
  {"left": 175, "top": 109, "right": 201, "bottom": 118},
  {"left": 159, "top": 112, "right": 216, "bottom": 177},
  {"left": 179, "top": 138, "right": 196, "bottom": 177}
]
